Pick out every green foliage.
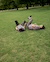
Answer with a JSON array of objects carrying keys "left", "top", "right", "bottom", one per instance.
[{"left": 0, "top": 0, "right": 50, "bottom": 10}]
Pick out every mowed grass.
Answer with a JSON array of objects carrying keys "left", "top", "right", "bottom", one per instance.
[{"left": 0, "top": 6, "right": 50, "bottom": 62}]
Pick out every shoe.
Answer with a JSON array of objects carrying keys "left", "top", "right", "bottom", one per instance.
[{"left": 40, "top": 25, "right": 45, "bottom": 29}]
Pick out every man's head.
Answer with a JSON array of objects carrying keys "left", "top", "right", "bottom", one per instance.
[{"left": 15, "top": 20, "right": 19, "bottom": 26}]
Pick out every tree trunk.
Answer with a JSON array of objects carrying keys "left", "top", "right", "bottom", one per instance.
[
  {"left": 15, "top": 5, "right": 18, "bottom": 10},
  {"left": 16, "top": 6, "right": 18, "bottom": 10},
  {"left": 40, "top": 0, "right": 45, "bottom": 6},
  {"left": 26, "top": 4, "right": 28, "bottom": 9}
]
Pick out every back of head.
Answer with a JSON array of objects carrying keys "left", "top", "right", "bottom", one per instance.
[{"left": 19, "top": 28, "right": 25, "bottom": 32}]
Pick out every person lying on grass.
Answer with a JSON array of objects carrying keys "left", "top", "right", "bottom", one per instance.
[
  {"left": 15, "top": 20, "right": 26, "bottom": 32},
  {"left": 27, "top": 16, "right": 45, "bottom": 30}
]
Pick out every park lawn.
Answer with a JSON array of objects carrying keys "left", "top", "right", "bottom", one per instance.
[{"left": 0, "top": 6, "right": 50, "bottom": 62}]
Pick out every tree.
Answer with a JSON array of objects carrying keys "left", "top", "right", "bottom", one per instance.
[
  {"left": 20, "top": 0, "right": 31, "bottom": 9},
  {"left": 13, "top": 0, "right": 21, "bottom": 10},
  {"left": 0, "top": 0, "right": 20, "bottom": 10},
  {"left": 1, "top": 0, "right": 13, "bottom": 9},
  {"left": 47, "top": 0, "right": 50, "bottom": 5}
]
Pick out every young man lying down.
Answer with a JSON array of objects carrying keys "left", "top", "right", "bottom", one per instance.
[
  {"left": 15, "top": 20, "right": 26, "bottom": 32},
  {"left": 27, "top": 16, "right": 45, "bottom": 30}
]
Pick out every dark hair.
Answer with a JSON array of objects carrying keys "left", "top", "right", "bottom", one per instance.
[
  {"left": 19, "top": 28, "right": 25, "bottom": 32},
  {"left": 15, "top": 20, "right": 19, "bottom": 26}
]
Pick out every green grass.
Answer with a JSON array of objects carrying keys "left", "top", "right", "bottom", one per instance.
[{"left": 0, "top": 6, "right": 50, "bottom": 62}]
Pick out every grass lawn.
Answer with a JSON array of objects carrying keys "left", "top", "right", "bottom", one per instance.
[{"left": 0, "top": 6, "right": 50, "bottom": 62}]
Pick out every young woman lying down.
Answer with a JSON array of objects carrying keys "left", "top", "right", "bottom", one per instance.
[{"left": 27, "top": 16, "right": 45, "bottom": 30}]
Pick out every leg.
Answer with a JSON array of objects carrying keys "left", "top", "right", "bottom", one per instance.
[
  {"left": 21, "top": 21, "right": 27, "bottom": 29},
  {"left": 23, "top": 23, "right": 27, "bottom": 29},
  {"left": 15, "top": 20, "right": 19, "bottom": 26},
  {"left": 21, "top": 21, "right": 26, "bottom": 26},
  {"left": 27, "top": 20, "right": 33, "bottom": 28},
  {"left": 28, "top": 16, "right": 33, "bottom": 25}
]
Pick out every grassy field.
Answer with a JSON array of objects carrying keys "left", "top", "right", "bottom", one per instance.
[{"left": 0, "top": 6, "right": 50, "bottom": 62}]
